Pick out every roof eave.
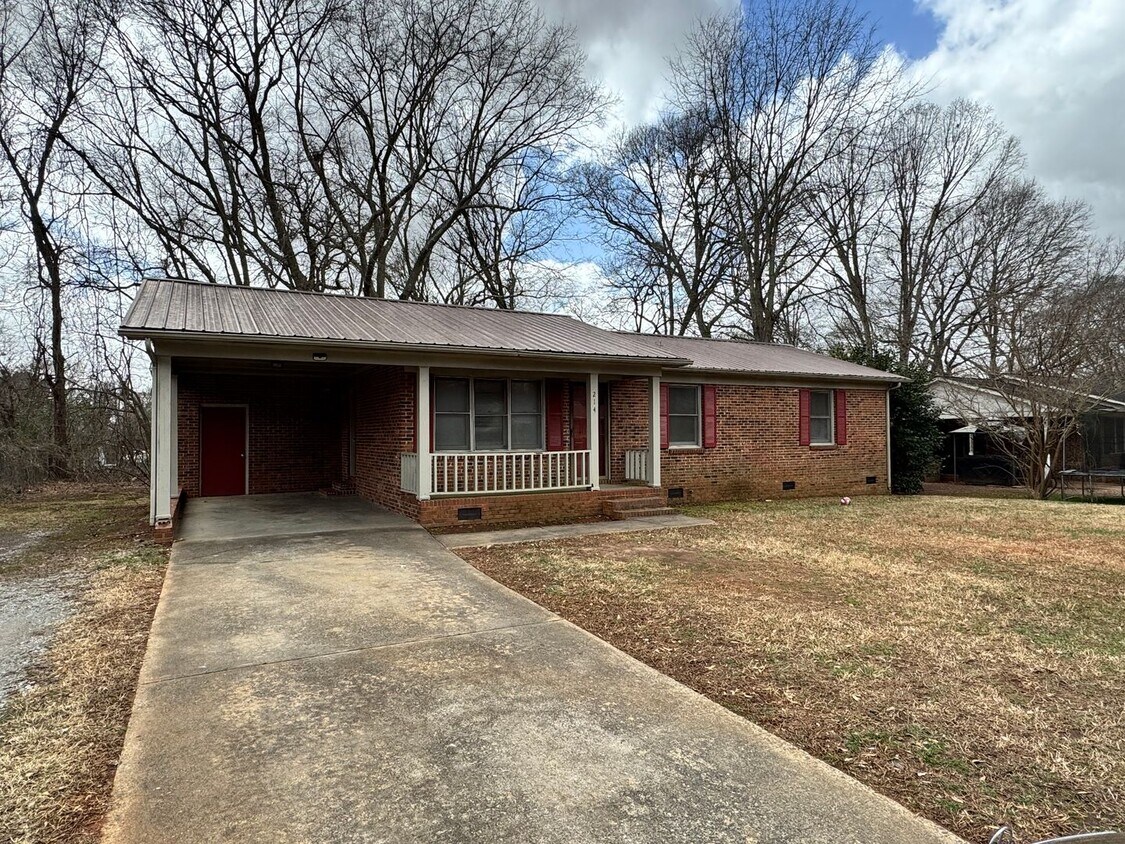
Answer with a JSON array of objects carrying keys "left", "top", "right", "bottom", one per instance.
[
  {"left": 119, "top": 327, "right": 693, "bottom": 368},
  {"left": 679, "top": 365, "right": 904, "bottom": 384}
]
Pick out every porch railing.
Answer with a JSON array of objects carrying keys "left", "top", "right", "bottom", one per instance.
[
  {"left": 429, "top": 450, "right": 591, "bottom": 496},
  {"left": 399, "top": 452, "right": 419, "bottom": 494},
  {"left": 625, "top": 449, "right": 650, "bottom": 483}
]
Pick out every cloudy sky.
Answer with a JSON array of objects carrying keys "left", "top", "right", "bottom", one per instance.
[{"left": 539, "top": 0, "right": 1125, "bottom": 239}]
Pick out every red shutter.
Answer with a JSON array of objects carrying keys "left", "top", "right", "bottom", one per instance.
[
  {"left": 798, "top": 389, "right": 811, "bottom": 446},
  {"left": 571, "top": 382, "right": 588, "bottom": 450},
  {"left": 546, "top": 380, "right": 565, "bottom": 451},
  {"left": 660, "top": 383, "right": 669, "bottom": 449},
  {"left": 835, "top": 389, "right": 847, "bottom": 445},
  {"left": 702, "top": 385, "right": 717, "bottom": 448}
]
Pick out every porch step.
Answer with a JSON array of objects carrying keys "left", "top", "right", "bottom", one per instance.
[{"left": 602, "top": 496, "right": 677, "bottom": 520}]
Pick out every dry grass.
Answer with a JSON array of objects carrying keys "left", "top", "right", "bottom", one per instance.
[
  {"left": 461, "top": 494, "right": 1125, "bottom": 843},
  {"left": 0, "top": 485, "right": 167, "bottom": 844}
]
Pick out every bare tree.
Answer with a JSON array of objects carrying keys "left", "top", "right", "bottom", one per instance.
[
  {"left": 881, "top": 99, "right": 1021, "bottom": 370},
  {"left": 301, "top": 0, "right": 602, "bottom": 299},
  {"left": 0, "top": 0, "right": 107, "bottom": 477},
  {"left": 670, "top": 0, "right": 885, "bottom": 342},
  {"left": 573, "top": 110, "right": 734, "bottom": 335}
]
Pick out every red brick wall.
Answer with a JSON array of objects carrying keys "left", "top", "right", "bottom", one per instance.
[
  {"left": 177, "top": 372, "right": 345, "bottom": 497},
  {"left": 353, "top": 366, "right": 419, "bottom": 518},
  {"left": 608, "top": 378, "right": 651, "bottom": 483},
  {"left": 609, "top": 379, "right": 888, "bottom": 502}
]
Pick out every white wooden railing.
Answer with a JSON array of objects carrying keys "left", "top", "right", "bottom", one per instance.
[
  {"left": 624, "top": 449, "right": 650, "bottom": 483},
  {"left": 426, "top": 450, "right": 591, "bottom": 496},
  {"left": 399, "top": 452, "right": 419, "bottom": 494}
]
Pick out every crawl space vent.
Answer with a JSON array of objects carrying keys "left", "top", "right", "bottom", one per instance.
[
  {"left": 782, "top": 481, "right": 796, "bottom": 491},
  {"left": 457, "top": 507, "right": 483, "bottom": 521}
]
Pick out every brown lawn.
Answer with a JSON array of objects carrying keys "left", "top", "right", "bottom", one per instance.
[
  {"left": 460, "top": 494, "right": 1125, "bottom": 843},
  {"left": 0, "top": 485, "right": 167, "bottom": 844}
]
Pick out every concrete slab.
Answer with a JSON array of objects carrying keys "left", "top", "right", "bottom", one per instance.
[
  {"left": 142, "top": 528, "right": 551, "bottom": 683},
  {"left": 438, "top": 513, "right": 715, "bottom": 549},
  {"left": 105, "top": 494, "right": 962, "bottom": 844},
  {"left": 176, "top": 492, "right": 414, "bottom": 542}
]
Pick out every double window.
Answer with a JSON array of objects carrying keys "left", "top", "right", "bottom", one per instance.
[
  {"left": 433, "top": 378, "right": 543, "bottom": 452},
  {"left": 809, "top": 389, "right": 835, "bottom": 445},
  {"left": 667, "top": 385, "right": 701, "bottom": 447}
]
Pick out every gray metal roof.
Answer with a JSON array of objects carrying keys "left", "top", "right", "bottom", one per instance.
[
  {"left": 120, "top": 279, "right": 689, "bottom": 365},
  {"left": 618, "top": 333, "right": 902, "bottom": 383},
  {"left": 119, "top": 279, "right": 900, "bottom": 381}
]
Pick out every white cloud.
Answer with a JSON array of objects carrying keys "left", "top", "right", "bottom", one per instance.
[
  {"left": 536, "top": 0, "right": 736, "bottom": 140},
  {"left": 914, "top": 0, "right": 1125, "bottom": 236}
]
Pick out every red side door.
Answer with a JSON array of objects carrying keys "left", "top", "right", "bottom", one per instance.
[{"left": 200, "top": 406, "right": 247, "bottom": 496}]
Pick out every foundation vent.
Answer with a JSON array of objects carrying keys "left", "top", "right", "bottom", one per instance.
[{"left": 457, "top": 507, "right": 483, "bottom": 521}]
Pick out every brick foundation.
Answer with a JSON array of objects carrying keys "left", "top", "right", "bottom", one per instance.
[{"left": 417, "top": 485, "right": 656, "bottom": 529}]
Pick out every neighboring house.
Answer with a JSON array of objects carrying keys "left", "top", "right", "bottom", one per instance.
[
  {"left": 120, "top": 279, "right": 901, "bottom": 540},
  {"left": 930, "top": 377, "right": 1125, "bottom": 484}
]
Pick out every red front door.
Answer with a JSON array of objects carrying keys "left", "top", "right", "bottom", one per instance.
[{"left": 200, "top": 406, "right": 247, "bottom": 496}]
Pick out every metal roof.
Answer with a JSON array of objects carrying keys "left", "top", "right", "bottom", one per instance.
[
  {"left": 617, "top": 333, "right": 902, "bottom": 383},
  {"left": 120, "top": 279, "right": 689, "bottom": 365},
  {"left": 119, "top": 279, "right": 901, "bottom": 382}
]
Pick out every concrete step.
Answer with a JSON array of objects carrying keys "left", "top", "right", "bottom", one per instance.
[{"left": 615, "top": 506, "right": 678, "bottom": 519}]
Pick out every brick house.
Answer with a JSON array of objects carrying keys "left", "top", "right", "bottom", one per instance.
[{"left": 121, "top": 279, "right": 901, "bottom": 539}]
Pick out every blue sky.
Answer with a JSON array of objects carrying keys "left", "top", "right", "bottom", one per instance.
[{"left": 856, "top": 0, "right": 941, "bottom": 58}]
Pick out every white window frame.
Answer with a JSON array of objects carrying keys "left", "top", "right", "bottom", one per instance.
[
  {"left": 432, "top": 377, "right": 545, "bottom": 453},
  {"left": 809, "top": 389, "right": 835, "bottom": 446},
  {"left": 667, "top": 384, "right": 702, "bottom": 448}
]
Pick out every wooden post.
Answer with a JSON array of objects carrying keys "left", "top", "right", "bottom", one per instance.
[
  {"left": 588, "top": 372, "right": 600, "bottom": 490},
  {"left": 649, "top": 375, "right": 661, "bottom": 488},
  {"left": 417, "top": 366, "right": 431, "bottom": 501},
  {"left": 153, "top": 355, "right": 173, "bottom": 528}
]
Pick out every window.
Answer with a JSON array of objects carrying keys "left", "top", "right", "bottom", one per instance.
[
  {"left": 510, "top": 380, "right": 544, "bottom": 450},
  {"left": 474, "top": 380, "right": 507, "bottom": 450},
  {"left": 667, "top": 385, "right": 701, "bottom": 447},
  {"left": 434, "top": 378, "right": 470, "bottom": 450},
  {"left": 809, "top": 390, "right": 834, "bottom": 445},
  {"left": 432, "top": 377, "right": 543, "bottom": 452}
]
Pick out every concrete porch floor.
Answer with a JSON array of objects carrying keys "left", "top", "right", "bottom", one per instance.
[{"left": 104, "top": 493, "right": 962, "bottom": 844}]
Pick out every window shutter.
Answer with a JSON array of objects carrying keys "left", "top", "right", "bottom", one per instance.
[
  {"left": 835, "top": 389, "right": 847, "bottom": 445},
  {"left": 546, "top": 380, "right": 565, "bottom": 451},
  {"left": 571, "top": 383, "right": 588, "bottom": 450},
  {"left": 660, "top": 383, "right": 669, "bottom": 449},
  {"left": 798, "top": 389, "right": 811, "bottom": 446},
  {"left": 702, "top": 385, "right": 717, "bottom": 448}
]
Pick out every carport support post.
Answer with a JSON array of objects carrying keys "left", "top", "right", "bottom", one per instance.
[
  {"left": 417, "top": 366, "right": 431, "bottom": 501},
  {"left": 152, "top": 355, "right": 174, "bottom": 528},
  {"left": 649, "top": 375, "right": 661, "bottom": 489},
  {"left": 588, "top": 372, "right": 599, "bottom": 490}
]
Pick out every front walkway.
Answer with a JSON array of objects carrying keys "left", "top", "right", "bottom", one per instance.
[{"left": 103, "top": 494, "right": 961, "bottom": 843}]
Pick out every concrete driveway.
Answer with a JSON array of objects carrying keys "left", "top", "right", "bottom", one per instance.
[{"left": 103, "top": 493, "right": 961, "bottom": 844}]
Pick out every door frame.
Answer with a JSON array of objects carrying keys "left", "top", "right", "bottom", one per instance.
[
  {"left": 598, "top": 382, "right": 610, "bottom": 480},
  {"left": 200, "top": 403, "right": 250, "bottom": 496}
]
